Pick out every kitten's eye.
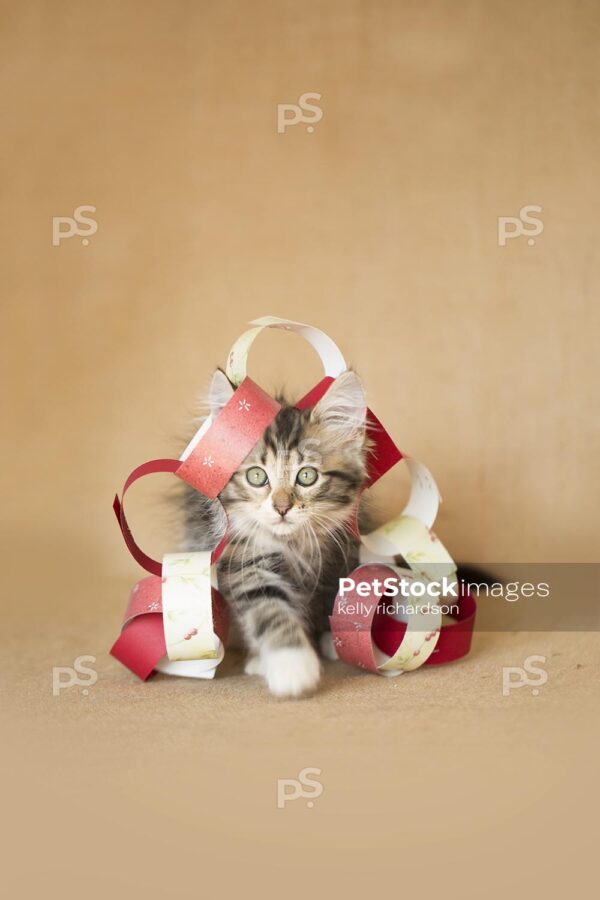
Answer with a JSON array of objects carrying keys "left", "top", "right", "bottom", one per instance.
[
  {"left": 296, "top": 466, "right": 318, "bottom": 486},
  {"left": 246, "top": 466, "right": 269, "bottom": 487}
]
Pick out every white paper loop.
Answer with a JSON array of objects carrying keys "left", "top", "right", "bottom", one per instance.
[
  {"left": 401, "top": 458, "right": 441, "bottom": 528},
  {"left": 179, "top": 414, "right": 213, "bottom": 463},
  {"left": 225, "top": 315, "right": 348, "bottom": 386},
  {"left": 162, "top": 552, "right": 221, "bottom": 662},
  {"left": 374, "top": 567, "right": 442, "bottom": 674},
  {"left": 359, "top": 458, "right": 443, "bottom": 559}
]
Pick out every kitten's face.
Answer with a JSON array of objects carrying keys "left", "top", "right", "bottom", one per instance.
[{"left": 212, "top": 372, "right": 367, "bottom": 541}]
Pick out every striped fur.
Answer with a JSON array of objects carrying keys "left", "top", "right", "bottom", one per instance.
[{"left": 181, "top": 370, "right": 369, "bottom": 696}]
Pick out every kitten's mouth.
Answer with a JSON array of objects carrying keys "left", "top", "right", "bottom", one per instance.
[{"left": 270, "top": 518, "right": 297, "bottom": 533}]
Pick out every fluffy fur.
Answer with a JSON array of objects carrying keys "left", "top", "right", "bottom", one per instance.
[{"left": 181, "top": 370, "right": 370, "bottom": 698}]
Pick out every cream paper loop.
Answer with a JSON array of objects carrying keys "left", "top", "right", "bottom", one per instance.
[
  {"left": 359, "top": 457, "right": 451, "bottom": 576},
  {"left": 225, "top": 315, "right": 348, "bottom": 386},
  {"left": 161, "top": 552, "right": 222, "bottom": 663},
  {"left": 402, "top": 458, "right": 441, "bottom": 529},
  {"left": 376, "top": 567, "right": 442, "bottom": 674},
  {"left": 360, "top": 514, "right": 456, "bottom": 581},
  {"left": 183, "top": 315, "right": 346, "bottom": 461},
  {"left": 357, "top": 459, "right": 458, "bottom": 651}
]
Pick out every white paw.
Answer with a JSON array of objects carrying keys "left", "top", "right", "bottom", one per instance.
[
  {"left": 244, "top": 655, "right": 264, "bottom": 676},
  {"left": 319, "top": 631, "right": 339, "bottom": 661},
  {"left": 262, "top": 646, "right": 321, "bottom": 698}
]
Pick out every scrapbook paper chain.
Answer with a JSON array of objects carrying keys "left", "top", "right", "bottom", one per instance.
[{"left": 111, "top": 316, "right": 476, "bottom": 679}]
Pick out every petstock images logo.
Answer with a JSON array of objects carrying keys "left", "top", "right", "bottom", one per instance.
[{"left": 335, "top": 563, "right": 600, "bottom": 634}]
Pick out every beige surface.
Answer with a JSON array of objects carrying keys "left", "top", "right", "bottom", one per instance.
[{"left": 2, "top": 1, "right": 599, "bottom": 898}]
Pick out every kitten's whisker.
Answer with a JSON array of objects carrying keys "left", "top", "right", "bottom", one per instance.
[
  {"left": 305, "top": 522, "right": 323, "bottom": 589},
  {"left": 311, "top": 512, "right": 351, "bottom": 567}
]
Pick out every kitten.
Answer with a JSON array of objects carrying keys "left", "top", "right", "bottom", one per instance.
[{"left": 181, "top": 369, "right": 369, "bottom": 698}]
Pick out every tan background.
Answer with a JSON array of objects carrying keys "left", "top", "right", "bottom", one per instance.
[{"left": 2, "top": 2, "right": 599, "bottom": 898}]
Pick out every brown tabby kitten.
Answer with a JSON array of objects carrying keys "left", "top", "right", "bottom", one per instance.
[{"left": 181, "top": 369, "right": 369, "bottom": 697}]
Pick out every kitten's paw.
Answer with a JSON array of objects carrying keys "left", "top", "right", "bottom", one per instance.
[
  {"left": 319, "top": 631, "right": 339, "bottom": 661},
  {"left": 244, "top": 655, "right": 264, "bottom": 676},
  {"left": 263, "top": 646, "right": 321, "bottom": 698}
]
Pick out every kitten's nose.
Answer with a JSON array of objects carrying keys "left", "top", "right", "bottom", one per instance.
[{"left": 272, "top": 491, "right": 292, "bottom": 518}]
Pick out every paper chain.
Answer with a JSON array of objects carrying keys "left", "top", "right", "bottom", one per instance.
[{"left": 111, "top": 316, "right": 476, "bottom": 680}]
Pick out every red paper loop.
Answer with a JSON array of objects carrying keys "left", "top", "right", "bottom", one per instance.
[
  {"left": 177, "top": 377, "right": 281, "bottom": 498},
  {"left": 372, "top": 586, "right": 476, "bottom": 666},
  {"left": 113, "top": 458, "right": 181, "bottom": 576},
  {"left": 114, "top": 377, "right": 281, "bottom": 575},
  {"left": 110, "top": 614, "right": 166, "bottom": 681},
  {"left": 329, "top": 564, "right": 397, "bottom": 673},
  {"left": 330, "top": 564, "right": 477, "bottom": 671},
  {"left": 296, "top": 377, "right": 402, "bottom": 486}
]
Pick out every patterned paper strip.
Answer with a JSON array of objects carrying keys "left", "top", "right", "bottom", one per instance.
[
  {"left": 373, "top": 585, "right": 477, "bottom": 667},
  {"left": 329, "top": 564, "right": 441, "bottom": 675},
  {"left": 177, "top": 377, "right": 281, "bottom": 498},
  {"left": 360, "top": 514, "right": 457, "bottom": 582},
  {"left": 110, "top": 573, "right": 230, "bottom": 680},
  {"left": 162, "top": 552, "right": 219, "bottom": 661}
]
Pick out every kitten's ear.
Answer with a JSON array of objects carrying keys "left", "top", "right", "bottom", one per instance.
[
  {"left": 208, "top": 368, "right": 235, "bottom": 417},
  {"left": 311, "top": 371, "right": 366, "bottom": 436}
]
